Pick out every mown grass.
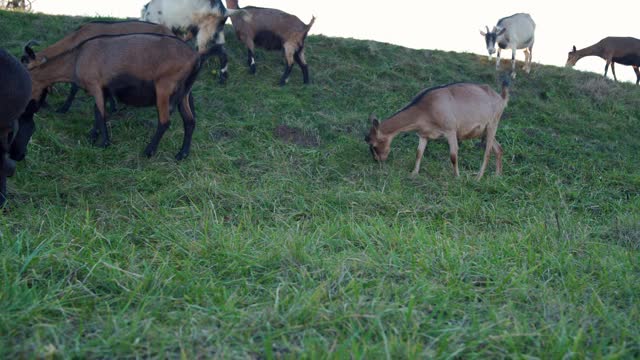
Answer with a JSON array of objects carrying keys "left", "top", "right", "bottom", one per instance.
[{"left": 1, "top": 10, "right": 639, "bottom": 359}]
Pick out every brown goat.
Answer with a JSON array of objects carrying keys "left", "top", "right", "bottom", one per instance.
[
  {"left": 365, "top": 81, "right": 510, "bottom": 179},
  {"left": 566, "top": 37, "right": 640, "bottom": 85},
  {"left": 226, "top": 0, "right": 315, "bottom": 85},
  {"left": 22, "top": 20, "right": 175, "bottom": 113},
  {"left": 24, "top": 33, "right": 202, "bottom": 160}
]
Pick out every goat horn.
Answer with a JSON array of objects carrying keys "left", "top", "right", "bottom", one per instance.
[
  {"left": 485, "top": 26, "right": 490, "bottom": 33},
  {"left": 24, "top": 40, "right": 39, "bottom": 49}
]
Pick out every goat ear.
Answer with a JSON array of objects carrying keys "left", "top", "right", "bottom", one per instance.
[
  {"left": 572, "top": 45, "right": 577, "bottom": 52},
  {"left": 480, "top": 29, "right": 486, "bottom": 36},
  {"left": 369, "top": 113, "right": 379, "bottom": 126}
]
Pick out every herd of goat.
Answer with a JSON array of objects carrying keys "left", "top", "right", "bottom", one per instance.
[{"left": 1, "top": 0, "right": 640, "bottom": 207}]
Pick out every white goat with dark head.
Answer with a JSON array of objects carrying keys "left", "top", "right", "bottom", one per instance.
[
  {"left": 142, "top": 0, "right": 239, "bottom": 83},
  {"left": 480, "top": 13, "right": 535, "bottom": 78}
]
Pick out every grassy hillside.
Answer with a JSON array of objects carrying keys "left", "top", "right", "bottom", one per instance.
[{"left": 1, "top": 10, "right": 639, "bottom": 359}]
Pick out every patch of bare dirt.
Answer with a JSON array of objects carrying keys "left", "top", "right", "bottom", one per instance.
[{"left": 274, "top": 125, "right": 319, "bottom": 148}]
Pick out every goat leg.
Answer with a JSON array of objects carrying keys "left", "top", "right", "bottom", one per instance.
[
  {"left": 200, "top": 44, "right": 229, "bottom": 84},
  {"left": 493, "top": 141, "right": 503, "bottom": 176},
  {"left": 88, "top": 125, "right": 100, "bottom": 144},
  {"left": 218, "top": 47, "right": 229, "bottom": 84},
  {"left": 57, "top": 83, "right": 80, "bottom": 113},
  {"left": 446, "top": 134, "right": 460, "bottom": 177},
  {"left": 175, "top": 93, "right": 196, "bottom": 161},
  {"left": 280, "top": 45, "right": 296, "bottom": 86},
  {"left": 279, "top": 64, "right": 294, "bottom": 86},
  {"left": 144, "top": 122, "right": 170, "bottom": 157},
  {"left": 510, "top": 49, "right": 517, "bottom": 79},
  {"left": 248, "top": 49, "right": 256, "bottom": 74},
  {"left": 144, "top": 94, "right": 171, "bottom": 157},
  {"left": 0, "top": 175, "right": 6, "bottom": 208},
  {"left": 294, "top": 49, "right": 310, "bottom": 84},
  {"left": 93, "top": 103, "right": 110, "bottom": 148},
  {"left": 107, "top": 92, "right": 117, "bottom": 113},
  {"left": 477, "top": 127, "right": 497, "bottom": 180},
  {"left": 611, "top": 62, "right": 618, "bottom": 82},
  {"left": 411, "top": 137, "right": 428, "bottom": 177}
]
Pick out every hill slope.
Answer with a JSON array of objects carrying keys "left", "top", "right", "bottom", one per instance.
[{"left": 1, "top": 10, "right": 639, "bottom": 358}]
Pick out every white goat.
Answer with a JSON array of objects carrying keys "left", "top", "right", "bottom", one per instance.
[
  {"left": 480, "top": 13, "right": 535, "bottom": 78},
  {"left": 143, "top": 0, "right": 229, "bottom": 50}
]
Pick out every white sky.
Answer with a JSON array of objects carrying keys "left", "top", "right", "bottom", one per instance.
[{"left": 32, "top": 0, "right": 640, "bottom": 82}]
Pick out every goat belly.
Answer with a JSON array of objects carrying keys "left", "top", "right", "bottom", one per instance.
[
  {"left": 613, "top": 54, "right": 640, "bottom": 66},
  {"left": 108, "top": 75, "right": 156, "bottom": 107},
  {"left": 254, "top": 31, "right": 284, "bottom": 50}
]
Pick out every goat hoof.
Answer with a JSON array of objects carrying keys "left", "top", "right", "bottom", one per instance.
[
  {"left": 143, "top": 147, "right": 156, "bottom": 158},
  {"left": 97, "top": 141, "right": 110, "bottom": 149},
  {"left": 511, "top": 72, "right": 517, "bottom": 79},
  {"left": 175, "top": 151, "right": 189, "bottom": 161},
  {"left": 89, "top": 132, "right": 99, "bottom": 143},
  {"left": 219, "top": 72, "right": 228, "bottom": 84},
  {"left": 249, "top": 65, "right": 257, "bottom": 74}
]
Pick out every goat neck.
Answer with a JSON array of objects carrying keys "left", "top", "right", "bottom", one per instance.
[
  {"left": 28, "top": 51, "right": 75, "bottom": 100},
  {"left": 379, "top": 107, "right": 423, "bottom": 139},
  {"left": 574, "top": 42, "right": 606, "bottom": 61}
]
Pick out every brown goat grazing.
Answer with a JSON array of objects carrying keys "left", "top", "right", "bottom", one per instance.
[
  {"left": 0, "top": 49, "right": 32, "bottom": 207},
  {"left": 24, "top": 33, "right": 203, "bottom": 160},
  {"left": 22, "top": 20, "right": 175, "bottom": 113},
  {"left": 566, "top": 37, "right": 640, "bottom": 85},
  {"left": 226, "top": 0, "right": 315, "bottom": 85},
  {"left": 365, "top": 81, "right": 510, "bottom": 179}
]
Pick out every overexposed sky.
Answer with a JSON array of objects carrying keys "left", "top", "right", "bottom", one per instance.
[{"left": 32, "top": 0, "right": 639, "bottom": 82}]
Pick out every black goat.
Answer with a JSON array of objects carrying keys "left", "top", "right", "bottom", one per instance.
[{"left": 0, "top": 48, "right": 32, "bottom": 207}]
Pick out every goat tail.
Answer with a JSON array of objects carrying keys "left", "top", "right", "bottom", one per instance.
[
  {"left": 500, "top": 76, "right": 510, "bottom": 105},
  {"left": 306, "top": 16, "right": 316, "bottom": 33}
]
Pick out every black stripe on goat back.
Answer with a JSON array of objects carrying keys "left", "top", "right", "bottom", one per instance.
[
  {"left": 254, "top": 30, "right": 284, "bottom": 50},
  {"left": 74, "top": 19, "right": 162, "bottom": 31},
  {"left": 69, "top": 32, "right": 185, "bottom": 55},
  {"left": 31, "top": 33, "right": 191, "bottom": 72},
  {"left": 394, "top": 82, "right": 476, "bottom": 115}
]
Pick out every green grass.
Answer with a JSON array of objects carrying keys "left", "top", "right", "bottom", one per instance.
[{"left": 1, "top": 10, "right": 639, "bottom": 359}]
